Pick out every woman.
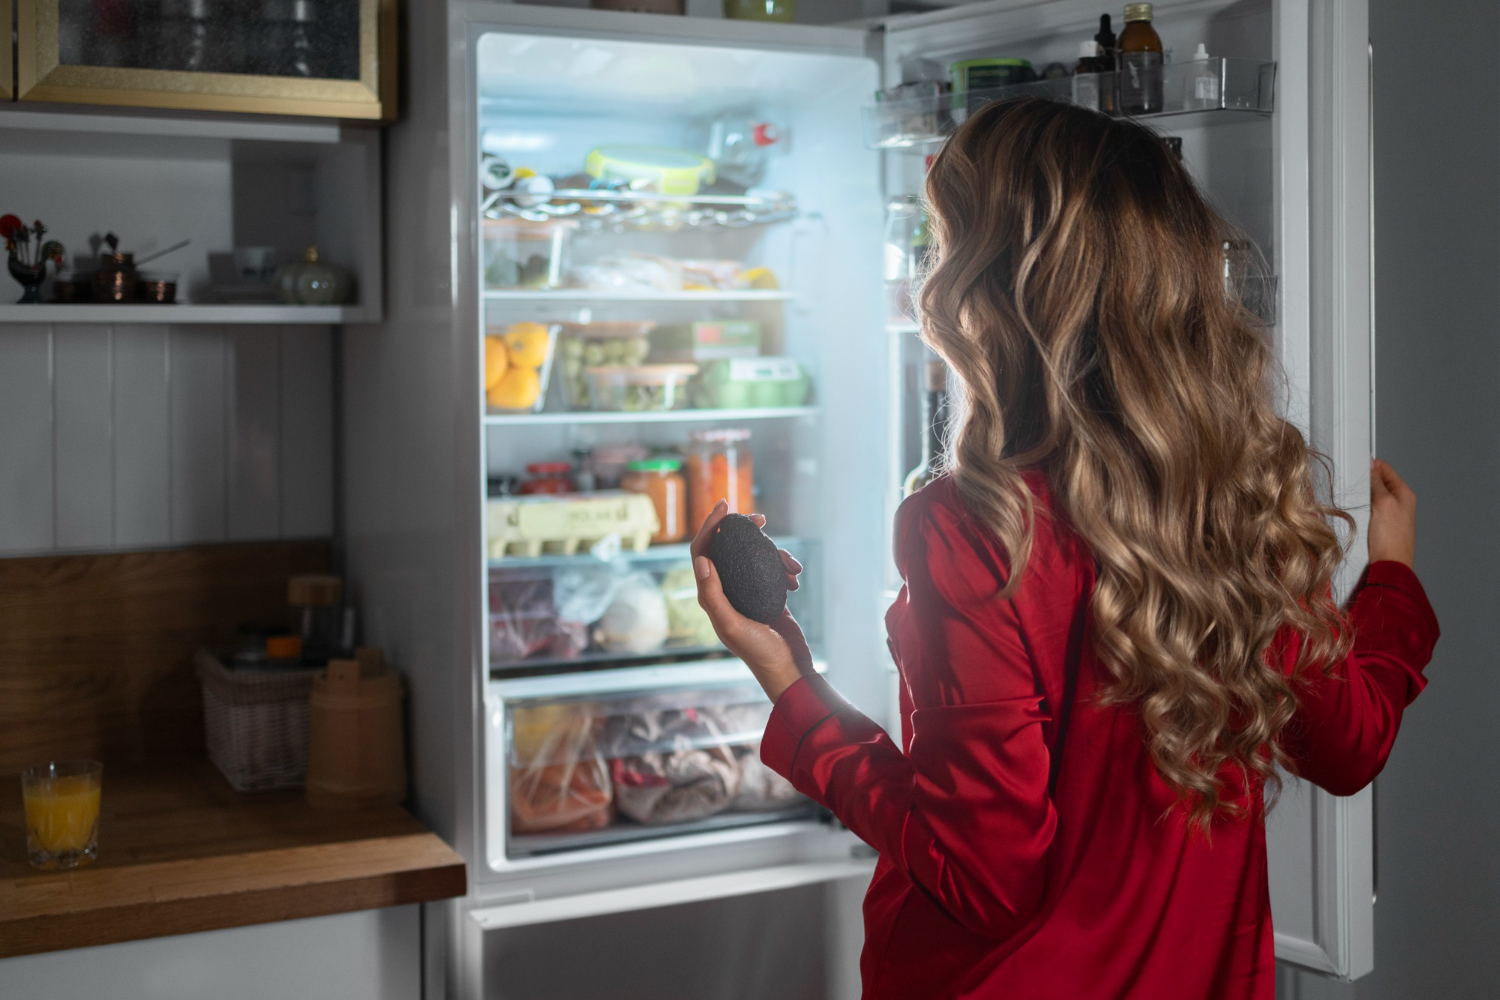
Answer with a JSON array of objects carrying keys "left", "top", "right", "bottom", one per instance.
[{"left": 690, "top": 98, "right": 1438, "bottom": 1000}]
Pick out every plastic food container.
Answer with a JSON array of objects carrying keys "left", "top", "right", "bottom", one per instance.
[
  {"left": 486, "top": 322, "right": 560, "bottom": 414},
  {"left": 557, "top": 322, "right": 656, "bottom": 410},
  {"left": 585, "top": 364, "right": 699, "bottom": 412},
  {"left": 621, "top": 457, "right": 688, "bottom": 544},
  {"left": 692, "top": 356, "right": 810, "bottom": 409},
  {"left": 483, "top": 218, "right": 573, "bottom": 290},
  {"left": 687, "top": 427, "right": 753, "bottom": 529}
]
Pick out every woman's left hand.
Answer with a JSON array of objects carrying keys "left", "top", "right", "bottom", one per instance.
[{"left": 691, "top": 500, "right": 813, "bottom": 703}]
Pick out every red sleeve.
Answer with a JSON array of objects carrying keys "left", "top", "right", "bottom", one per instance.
[
  {"left": 1282, "top": 561, "right": 1440, "bottom": 795},
  {"left": 760, "top": 485, "right": 1056, "bottom": 942}
]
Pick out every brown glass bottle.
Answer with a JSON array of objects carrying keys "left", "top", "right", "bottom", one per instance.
[{"left": 1117, "top": 3, "right": 1164, "bottom": 115}]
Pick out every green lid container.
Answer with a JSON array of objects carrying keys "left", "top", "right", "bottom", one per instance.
[
  {"left": 626, "top": 457, "right": 684, "bottom": 473},
  {"left": 950, "top": 57, "right": 1036, "bottom": 115}
]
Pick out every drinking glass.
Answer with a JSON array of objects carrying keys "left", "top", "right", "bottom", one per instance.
[{"left": 22, "top": 761, "right": 102, "bottom": 870}]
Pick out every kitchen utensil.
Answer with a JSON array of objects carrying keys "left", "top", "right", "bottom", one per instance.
[
  {"left": 135, "top": 238, "right": 192, "bottom": 267},
  {"left": 135, "top": 271, "right": 179, "bottom": 303}
]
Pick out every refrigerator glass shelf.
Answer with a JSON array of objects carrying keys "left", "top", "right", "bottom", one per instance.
[
  {"left": 482, "top": 188, "right": 798, "bottom": 232},
  {"left": 483, "top": 289, "right": 794, "bottom": 302},
  {"left": 864, "top": 58, "right": 1276, "bottom": 150},
  {"left": 483, "top": 405, "right": 819, "bottom": 427},
  {"left": 488, "top": 537, "right": 802, "bottom": 570},
  {"left": 507, "top": 805, "right": 821, "bottom": 859}
]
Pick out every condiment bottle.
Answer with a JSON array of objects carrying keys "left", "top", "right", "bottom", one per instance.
[
  {"left": 1094, "top": 13, "right": 1117, "bottom": 72},
  {"left": 621, "top": 457, "right": 688, "bottom": 544},
  {"left": 1117, "top": 3, "right": 1164, "bottom": 115},
  {"left": 1183, "top": 43, "right": 1220, "bottom": 110},
  {"left": 1072, "top": 40, "right": 1105, "bottom": 112},
  {"left": 519, "top": 462, "right": 575, "bottom": 494},
  {"left": 687, "top": 428, "right": 754, "bottom": 531}
]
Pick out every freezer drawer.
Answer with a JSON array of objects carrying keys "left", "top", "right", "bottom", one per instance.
[{"left": 489, "top": 662, "right": 822, "bottom": 862}]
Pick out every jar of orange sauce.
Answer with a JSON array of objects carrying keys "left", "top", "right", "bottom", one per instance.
[
  {"left": 621, "top": 457, "right": 688, "bottom": 544},
  {"left": 687, "top": 428, "right": 754, "bottom": 532}
]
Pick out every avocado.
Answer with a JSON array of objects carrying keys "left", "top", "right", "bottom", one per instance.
[{"left": 707, "top": 513, "right": 789, "bottom": 625}]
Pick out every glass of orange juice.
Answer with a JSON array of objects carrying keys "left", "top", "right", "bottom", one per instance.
[{"left": 22, "top": 761, "right": 102, "bottom": 870}]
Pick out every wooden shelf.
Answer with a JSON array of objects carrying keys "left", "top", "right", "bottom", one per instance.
[
  {"left": 0, "top": 759, "right": 466, "bottom": 958},
  {"left": 484, "top": 405, "right": 818, "bottom": 426},
  {"left": 0, "top": 304, "right": 378, "bottom": 324}
]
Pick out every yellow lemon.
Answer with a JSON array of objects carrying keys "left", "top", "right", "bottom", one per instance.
[
  {"left": 504, "top": 322, "right": 552, "bottom": 369},
  {"left": 487, "top": 366, "right": 541, "bottom": 411},
  {"left": 740, "top": 266, "right": 780, "bottom": 290},
  {"left": 485, "top": 335, "right": 509, "bottom": 389}
]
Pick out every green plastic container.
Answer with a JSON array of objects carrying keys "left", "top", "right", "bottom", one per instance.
[
  {"left": 693, "top": 357, "right": 809, "bottom": 410},
  {"left": 724, "top": 0, "right": 795, "bottom": 22}
]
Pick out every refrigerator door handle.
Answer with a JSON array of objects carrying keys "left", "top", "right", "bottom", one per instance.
[{"left": 468, "top": 860, "right": 876, "bottom": 931}]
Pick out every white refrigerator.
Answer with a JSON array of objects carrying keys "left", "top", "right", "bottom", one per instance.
[{"left": 345, "top": 0, "right": 1373, "bottom": 995}]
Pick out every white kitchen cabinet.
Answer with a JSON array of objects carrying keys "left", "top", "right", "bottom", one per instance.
[{"left": 0, "top": 906, "right": 421, "bottom": 1000}]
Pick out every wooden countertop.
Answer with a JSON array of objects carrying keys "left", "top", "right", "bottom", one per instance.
[{"left": 0, "top": 758, "right": 467, "bottom": 959}]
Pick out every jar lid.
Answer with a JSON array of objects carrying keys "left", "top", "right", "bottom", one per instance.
[
  {"left": 526, "top": 462, "right": 572, "bottom": 475},
  {"left": 689, "top": 427, "right": 752, "bottom": 443},
  {"left": 1123, "top": 3, "right": 1152, "bottom": 20},
  {"left": 626, "top": 457, "right": 683, "bottom": 472}
]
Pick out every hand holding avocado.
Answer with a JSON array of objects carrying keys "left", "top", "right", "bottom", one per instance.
[{"left": 691, "top": 500, "right": 813, "bottom": 703}]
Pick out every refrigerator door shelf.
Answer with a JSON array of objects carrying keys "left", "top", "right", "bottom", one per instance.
[
  {"left": 482, "top": 289, "right": 796, "bottom": 302},
  {"left": 483, "top": 404, "right": 818, "bottom": 427},
  {"left": 864, "top": 58, "right": 1276, "bottom": 150}
]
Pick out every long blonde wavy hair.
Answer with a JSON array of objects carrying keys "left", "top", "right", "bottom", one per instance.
[{"left": 919, "top": 98, "right": 1351, "bottom": 827}]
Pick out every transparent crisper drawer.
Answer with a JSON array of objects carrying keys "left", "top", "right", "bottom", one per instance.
[
  {"left": 502, "top": 675, "right": 819, "bottom": 858},
  {"left": 487, "top": 539, "right": 821, "bottom": 674}
]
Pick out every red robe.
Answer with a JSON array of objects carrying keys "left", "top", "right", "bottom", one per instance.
[{"left": 762, "top": 474, "right": 1438, "bottom": 999}]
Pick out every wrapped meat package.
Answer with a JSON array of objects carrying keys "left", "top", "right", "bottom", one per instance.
[
  {"left": 607, "top": 708, "right": 743, "bottom": 825},
  {"left": 731, "top": 745, "right": 801, "bottom": 812}
]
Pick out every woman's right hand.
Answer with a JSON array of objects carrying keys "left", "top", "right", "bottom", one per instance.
[{"left": 1369, "top": 458, "right": 1417, "bottom": 568}]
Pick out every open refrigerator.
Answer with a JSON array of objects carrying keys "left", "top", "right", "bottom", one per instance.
[{"left": 346, "top": 0, "right": 1374, "bottom": 995}]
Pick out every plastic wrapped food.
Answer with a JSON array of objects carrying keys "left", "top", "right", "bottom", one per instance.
[
  {"left": 660, "top": 567, "right": 719, "bottom": 647},
  {"left": 509, "top": 706, "right": 613, "bottom": 834},
  {"left": 609, "top": 709, "right": 742, "bottom": 825},
  {"left": 488, "top": 576, "right": 588, "bottom": 664},
  {"left": 731, "top": 745, "right": 801, "bottom": 811},
  {"left": 594, "top": 571, "right": 670, "bottom": 654}
]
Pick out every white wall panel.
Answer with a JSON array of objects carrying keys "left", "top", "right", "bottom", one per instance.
[
  {"left": 168, "top": 327, "right": 229, "bottom": 545},
  {"left": 279, "top": 326, "right": 335, "bottom": 538},
  {"left": 112, "top": 326, "right": 172, "bottom": 548},
  {"left": 0, "top": 322, "right": 333, "bottom": 558},
  {"left": 0, "top": 326, "right": 54, "bottom": 552},
  {"left": 53, "top": 326, "right": 114, "bottom": 549},
  {"left": 227, "top": 327, "right": 281, "bottom": 540}
]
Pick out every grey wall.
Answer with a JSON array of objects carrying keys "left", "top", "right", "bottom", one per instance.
[{"left": 1279, "top": 0, "right": 1500, "bottom": 996}]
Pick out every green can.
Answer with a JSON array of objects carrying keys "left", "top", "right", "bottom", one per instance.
[{"left": 950, "top": 57, "right": 1036, "bottom": 117}]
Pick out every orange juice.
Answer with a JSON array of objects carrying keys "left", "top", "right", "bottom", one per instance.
[{"left": 21, "top": 761, "right": 102, "bottom": 868}]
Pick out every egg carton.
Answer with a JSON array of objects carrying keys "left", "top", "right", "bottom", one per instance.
[{"left": 487, "top": 492, "right": 660, "bottom": 559}]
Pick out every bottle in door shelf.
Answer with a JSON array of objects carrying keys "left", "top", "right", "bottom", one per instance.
[
  {"left": 1117, "top": 3, "right": 1164, "bottom": 116},
  {"left": 904, "top": 361, "right": 948, "bottom": 497},
  {"left": 1072, "top": 41, "right": 1105, "bottom": 112},
  {"left": 687, "top": 428, "right": 754, "bottom": 532},
  {"left": 1183, "top": 44, "right": 1221, "bottom": 110}
]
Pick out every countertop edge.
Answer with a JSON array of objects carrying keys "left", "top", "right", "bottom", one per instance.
[{"left": 0, "top": 834, "right": 467, "bottom": 959}]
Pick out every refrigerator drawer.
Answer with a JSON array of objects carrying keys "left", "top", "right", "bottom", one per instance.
[{"left": 489, "top": 662, "right": 823, "bottom": 862}]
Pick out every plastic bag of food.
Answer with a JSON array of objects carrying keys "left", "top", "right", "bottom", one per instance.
[
  {"left": 509, "top": 704, "right": 613, "bottom": 834},
  {"left": 488, "top": 575, "right": 588, "bottom": 664},
  {"left": 731, "top": 744, "right": 801, "bottom": 811},
  {"left": 608, "top": 708, "right": 742, "bottom": 824},
  {"left": 594, "top": 571, "right": 669, "bottom": 654},
  {"left": 660, "top": 567, "right": 720, "bottom": 647}
]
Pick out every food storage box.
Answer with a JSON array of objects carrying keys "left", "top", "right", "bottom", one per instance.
[
  {"left": 487, "top": 491, "right": 661, "bottom": 559},
  {"left": 493, "top": 664, "right": 819, "bottom": 858},
  {"left": 585, "top": 364, "right": 699, "bottom": 412},
  {"left": 692, "top": 356, "right": 810, "bottom": 409},
  {"left": 557, "top": 322, "right": 656, "bottom": 410},
  {"left": 486, "top": 322, "right": 561, "bottom": 414},
  {"left": 649, "top": 320, "right": 762, "bottom": 362},
  {"left": 483, "top": 218, "right": 573, "bottom": 290}
]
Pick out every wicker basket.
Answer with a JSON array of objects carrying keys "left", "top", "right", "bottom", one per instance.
[{"left": 195, "top": 647, "right": 320, "bottom": 792}]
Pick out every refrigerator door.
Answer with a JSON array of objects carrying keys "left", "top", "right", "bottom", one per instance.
[{"left": 873, "top": 0, "right": 1373, "bottom": 981}]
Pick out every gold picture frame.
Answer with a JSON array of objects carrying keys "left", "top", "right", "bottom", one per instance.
[
  {"left": 16, "top": 0, "right": 397, "bottom": 120},
  {"left": 2, "top": 0, "right": 14, "bottom": 101}
]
